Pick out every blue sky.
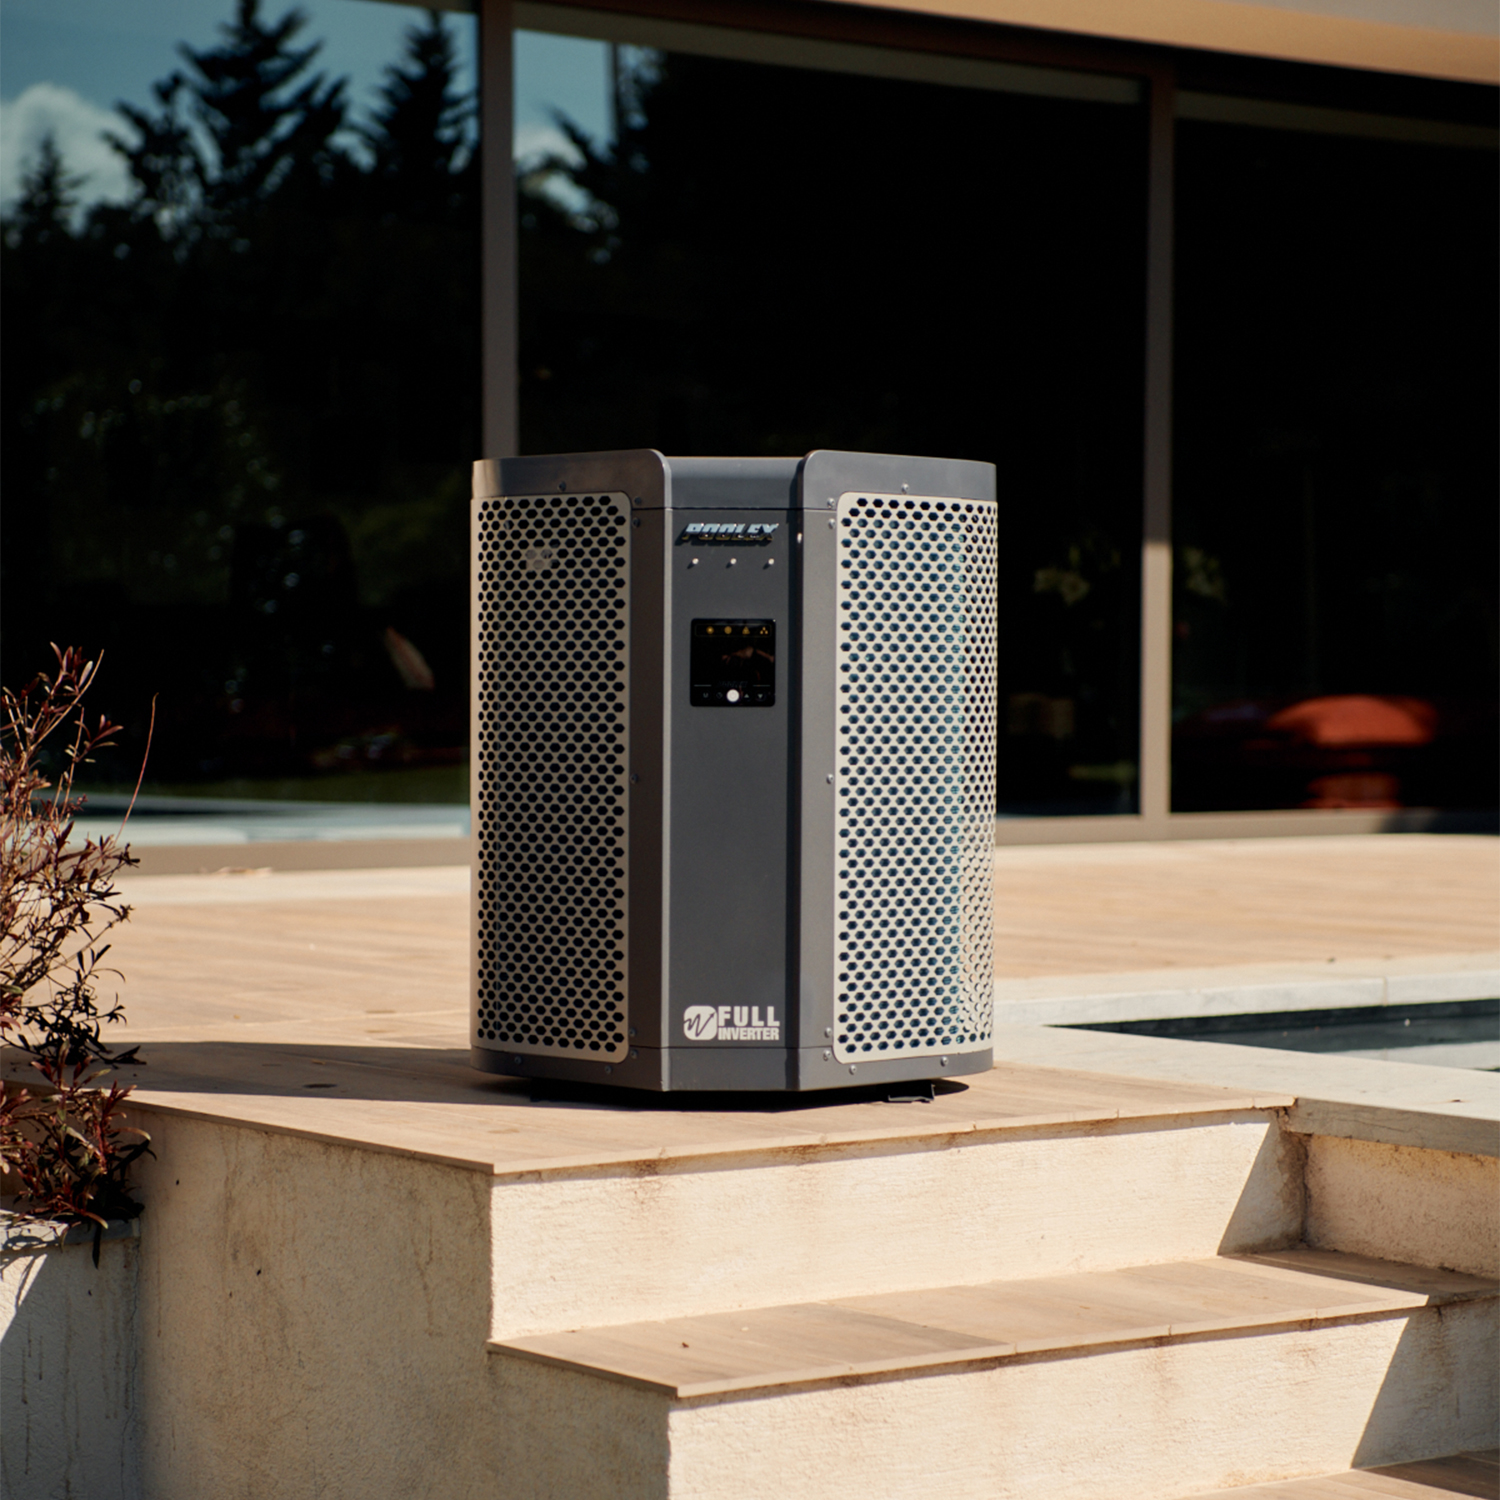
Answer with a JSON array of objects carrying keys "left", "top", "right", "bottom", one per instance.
[{"left": 0, "top": 0, "right": 611, "bottom": 207}]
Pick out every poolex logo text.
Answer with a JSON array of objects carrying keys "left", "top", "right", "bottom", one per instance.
[
  {"left": 682, "top": 1005, "right": 781, "bottom": 1042},
  {"left": 677, "top": 523, "right": 779, "bottom": 545}
]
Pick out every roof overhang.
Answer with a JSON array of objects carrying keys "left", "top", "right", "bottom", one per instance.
[{"left": 820, "top": 0, "right": 1498, "bottom": 84}]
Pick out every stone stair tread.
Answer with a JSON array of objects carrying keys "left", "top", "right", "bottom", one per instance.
[
  {"left": 490, "top": 1248, "right": 1498, "bottom": 1399},
  {"left": 98, "top": 1048, "right": 1291, "bottom": 1179},
  {"left": 1178, "top": 1450, "right": 1500, "bottom": 1498},
  {"left": 1226, "top": 1248, "right": 1496, "bottom": 1300}
]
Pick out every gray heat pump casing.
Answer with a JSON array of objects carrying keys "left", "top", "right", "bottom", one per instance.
[{"left": 471, "top": 449, "right": 997, "bottom": 1092}]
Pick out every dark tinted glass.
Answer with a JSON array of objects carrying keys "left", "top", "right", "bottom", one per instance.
[
  {"left": 1, "top": 1, "right": 479, "bottom": 803},
  {"left": 518, "top": 47, "right": 1147, "bottom": 816},
  {"left": 1172, "top": 121, "right": 1498, "bottom": 812}
]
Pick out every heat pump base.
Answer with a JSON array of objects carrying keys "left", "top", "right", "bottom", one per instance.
[{"left": 471, "top": 1044, "right": 994, "bottom": 1093}]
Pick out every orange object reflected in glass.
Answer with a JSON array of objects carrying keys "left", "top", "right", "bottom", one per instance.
[
  {"left": 1170, "top": 693, "right": 1496, "bottom": 811},
  {"left": 1266, "top": 695, "right": 1437, "bottom": 748}
]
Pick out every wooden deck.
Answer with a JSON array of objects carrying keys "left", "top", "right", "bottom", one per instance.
[
  {"left": 29, "top": 830, "right": 1476, "bottom": 1172},
  {"left": 103, "top": 833, "right": 1498, "bottom": 1054},
  {"left": 989, "top": 834, "right": 1497, "bottom": 976}
]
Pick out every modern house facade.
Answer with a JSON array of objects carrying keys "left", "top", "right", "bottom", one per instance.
[{"left": 0, "top": 0, "right": 1494, "bottom": 844}]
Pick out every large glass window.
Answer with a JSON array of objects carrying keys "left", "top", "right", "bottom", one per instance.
[
  {"left": 1172, "top": 120, "right": 1498, "bottom": 812},
  {"left": 1, "top": 0, "right": 479, "bottom": 807},
  {"left": 515, "top": 30, "right": 1148, "bottom": 816}
]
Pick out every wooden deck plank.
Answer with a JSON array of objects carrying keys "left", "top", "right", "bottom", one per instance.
[
  {"left": 1180, "top": 1452, "right": 1500, "bottom": 1498},
  {"left": 1227, "top": 1250, "right": 1499, "bottom": 1301},
  {"left": 1327, "top": 1473, "right": 1478, "bottom": 1498},
  {"left": 490, "top": 1250, "right": 1497, "bottom": 1398},
  {"left": 1367, "top": 1456, "right": 1500, "bottom": 1498},
  {"left": 502, "top": 1302, "right": 1002, "bottom": 1395},
  {"left": 988, "top": 836, "right": 1499, "bottom": 977},
  {"left": 24, "top": 1037, "right": 1274, "bottom": 1179},
  {"left": 102, "top": 836, "right": 1499, "bottom": 1055},
  {"left": 838, "top": 1249, "right": 1476, "bottom": 1345},
  {"left": 1191, "top": 1477, "right": 1452, "bottom": 1498},
  {"left": 837, "top": 1279, "right": 1177, "bottom": 1347},
  {"left": 1301, "top": 1485, "right": 1406, "bottom": 1498},
  {"left": 1107, "top": 1258, "right": 1413, "bottom": 1320}
]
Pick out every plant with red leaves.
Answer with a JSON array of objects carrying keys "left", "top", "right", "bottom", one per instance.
[{"left": 1, "top": 645, "right": 152, "bottom": 1235}]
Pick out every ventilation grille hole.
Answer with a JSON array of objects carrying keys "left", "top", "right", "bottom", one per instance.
[
  {"left": 474, "top": 494, "right": 629, "bottom": 1057},
  {"left": 834, "top": 495, "right": 997, "bottom": 1060}
]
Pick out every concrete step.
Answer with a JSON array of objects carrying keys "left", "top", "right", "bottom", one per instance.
[
  {"left": 487, "top": 1249, "right": 1498, "bottom": 1500},
  {"left": 96, "top": 1030, "right": 1497, "bottom": 1500},
  {"left": 1179, "top": 1448, "right": 1499, "bottom": 1497},
  {"left": 485, "top": 1077, "right": 1301, "bottom": 1338}
]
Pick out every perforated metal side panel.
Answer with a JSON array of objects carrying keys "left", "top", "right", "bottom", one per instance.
[
  {"left": 474, "top": 492, "right": 629, "bottom": 1058},
  {"left": 834, "top": 493, "right": 996, "bottom": 1062}
]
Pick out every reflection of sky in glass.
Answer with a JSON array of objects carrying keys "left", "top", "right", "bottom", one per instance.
[
  {"left": 1, "top": 1, "right": 617, "bottom": 210},
  {"left": 0, "top": 0, "right": 483, "bottom": 206},
  {"left": 514, "top": 30, "right": 610, "bottom": 165}
]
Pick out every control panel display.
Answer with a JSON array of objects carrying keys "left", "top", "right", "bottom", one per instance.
[{"left": 691, "top": 620, "right": 775, "bottom": 707}]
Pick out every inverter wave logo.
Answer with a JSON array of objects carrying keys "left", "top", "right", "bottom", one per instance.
[{"left": 682, "top": 1005, "right": 781, "bottom": 1042}]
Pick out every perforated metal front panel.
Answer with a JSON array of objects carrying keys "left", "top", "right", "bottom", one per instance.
[
  {"left": 474, "top": 492, "right": 630, "bottom": 1058},
  {"left": 834, "top": 493, "right": 996, "bottom": 1062}
]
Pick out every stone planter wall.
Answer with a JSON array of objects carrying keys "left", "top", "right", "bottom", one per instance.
[{"left": 1, "top": 1216, "right": 141, "bottom": 1500}]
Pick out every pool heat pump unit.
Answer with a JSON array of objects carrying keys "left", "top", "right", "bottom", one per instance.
[{"left": 471, "top": 449, "right": 997, "bottom": 1092}]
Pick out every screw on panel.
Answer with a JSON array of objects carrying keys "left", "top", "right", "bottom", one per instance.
[
  {"left": 848, "top": 1065, "right": 857, "bottom": 1074},
  {"left": 630, "top": 773, "right": 641, "bottom": 784},
  {"left": 826, "top": 773, "right": 834, "bottom": 784},
  {"left": 822, "top": 1050, "right": 831, "bottom": 1061},
  {"left": 632, "top": 517, "right": 641, "bottom": 527},
  {"left": 828, "top": 518, "right": 835, "bottom": 528},
  {"left": 824, "top": 1027, "right": 832, "bottom": 1037},
  {"left": 727, "top": 557, "right": 737, "bottom": 566}
]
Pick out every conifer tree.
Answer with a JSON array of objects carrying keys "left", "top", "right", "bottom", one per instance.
[
  {"left": 360, "top": 10, "right": 473, "bottom": 224},
  {"left": 180, "top": 0, "right": 347, "bottom": 225},
  {"left": 3, "top": 135, "right": 81, "bottom": 252},
  {"left": 108, "top": 0, "right": 347, "bottom": 238},
  {"left": 107, "top": 76, "right": 201, "bottom": 238}
]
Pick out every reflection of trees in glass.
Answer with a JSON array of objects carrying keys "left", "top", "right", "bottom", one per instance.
[
  {"left": 518, "top": 50, "right": 1146, "bottom": 813},
  {"left": 1, "top": 2, "right": 478, "bottom": 788},
  {"left": 111, "top": 0, "right": 349, "bottom": 234}
]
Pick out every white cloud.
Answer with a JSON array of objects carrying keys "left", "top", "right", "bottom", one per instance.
[
  {"left": 514, "top": 122, "right": 593, "bottom": 214},
  {"left": 1, "top": 82, "right": 132, "bottom": 214},
  {"left": 514, "top": 121, "right": 586, "bottom": 169}
]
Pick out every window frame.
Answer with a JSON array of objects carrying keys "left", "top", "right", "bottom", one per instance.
[{"left": 481, "top": 0, "right": 1498, "bottom": 843}]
